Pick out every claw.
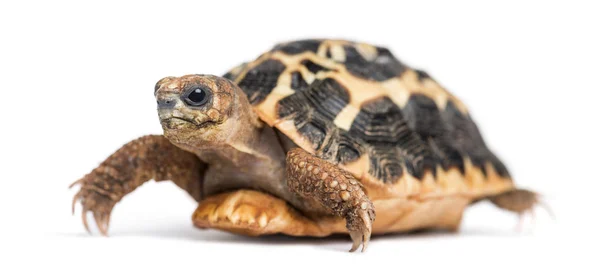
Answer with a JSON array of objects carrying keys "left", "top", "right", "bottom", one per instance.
[
  {"left": 361, "top": 233, "right": 370, "bottom": 252},
  {"left": 359, "top": 210, "right": 372, "bottom": 252},
  {"left": 515, "top": 214, "right": 524, "bottom": 232},
  {"left": 104, "top": 212, "right": 112, "bottom": 234},
  {"left": 82, "top": 209, "right": 91, "bottom": 234},
  {"left": 94, "top": 212, "right": 109, "bottom": 236},
  {"left": 514, "top": 194, "right": 555, "bottom": 232},
  {"left": 349, "top": 231, "right": 362, "bottom": 252},
  {"left": 69, "top": 178, "right": 84, "bottom": 189},
  {"left": 537, "top": 198, "right": 556, "bottom": 221},
  {"left": 348, "top": 230, "right": 370, "bottom": 252},
  {"left": 348, "top": 209, "right": 373, "bottom": 252},
  {"left": 71, "top": 175, "right": 118, "bottom": 236},
  {"left": 71, "top": 191, "right": 82, "bottom": 215}
]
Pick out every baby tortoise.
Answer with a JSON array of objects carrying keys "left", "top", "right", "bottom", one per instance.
[{"left": 71, "top": 39, "right": 541, "bottom": 252}]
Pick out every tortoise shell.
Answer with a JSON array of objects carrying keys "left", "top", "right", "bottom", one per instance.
[{"left": 225, "top": 39, "right": 513, "bottom": 199}]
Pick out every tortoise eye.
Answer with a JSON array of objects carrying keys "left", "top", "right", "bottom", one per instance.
[{"left": 184, "top": 87, "right": 211, "bottom": 107}]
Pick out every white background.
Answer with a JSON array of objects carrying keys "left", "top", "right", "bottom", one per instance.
[{"left": 1, "top": 0, "right": 598, "bottom": 266}]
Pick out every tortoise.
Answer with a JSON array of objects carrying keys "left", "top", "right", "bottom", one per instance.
[{"left": 71, "top": 39, "right": 540, "bottom": 252}]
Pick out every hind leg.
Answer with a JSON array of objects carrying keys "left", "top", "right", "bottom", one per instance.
[
  {"left": 488, "top": 189, "right": 539, "bottom": 214},
  {"left": 192, "top": 189, "right": 339, "bottom": 237},
  {"left": 488, "top": 189, "right": 552, "bottom": 227}
]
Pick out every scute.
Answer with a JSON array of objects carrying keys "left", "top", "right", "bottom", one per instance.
[
  {"left": 301, "top": 59, "right": 333, "bottom": 74},
  {"left": 440, "top": 101, "right": 510, "bottom": 177},
  {"left": 290, "top": 71, "right": 309, "bottom": 90},
  {"left": 272, "top": 39, "right": 322, "bottom": 55},
  {"left": 403, "top": 94, "right": 465, "bottom": 173},
  {"left": 343, "top": 46, "right": 407, "bottom": 81},
  {"left": 351, "top": 97, "right": 437, "bottom": 181},
  {"left": 226, "top": 39, "right": 514, "bottom": 198},
  {"left": 277, "top": 78, "right": 350, "bottom": 150},
  {"left": 237, "top": 59, "right": 286, "bottom": 104}
]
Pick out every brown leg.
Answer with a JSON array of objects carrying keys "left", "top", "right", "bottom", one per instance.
[
  {"left": 192, "top": 189, "right": 333, "bottom": 237},
  {"left": 285, "top": 148, "right": 375, "bottom": 252},
  {"left": 488, "top": 189, "right": 540, "bottom": 215},
  {"left": 71, "top": 135, "right": 206, "bottom": 235}
]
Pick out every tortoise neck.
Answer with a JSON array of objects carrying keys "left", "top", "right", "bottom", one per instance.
[
  {"left": 193, "top": 88, "right": 285, "bottom": 168},
  {"left": 193, "top": 125, "right": 285, "bottom": 169}
]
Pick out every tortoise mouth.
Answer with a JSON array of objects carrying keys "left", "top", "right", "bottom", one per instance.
[{"left": 160, "top": 116, "right": 219, "bottom": 129}]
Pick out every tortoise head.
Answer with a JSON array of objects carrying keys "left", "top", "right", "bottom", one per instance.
[{"left": 154, "top": 74, "right": 259, "bottom": 149}]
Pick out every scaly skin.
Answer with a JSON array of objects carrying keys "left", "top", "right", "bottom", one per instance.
[
  {"left": 71, "top": 73, "right": 541, "bottom": 252},
  {"left": 488, "top": 189, "right": 537, "bottom": 213},
  {"left": 286, "top": 148, "right": 375, "bottom": 252},
  {"left": 71, "top": 135, "right": 205, "bottom": 234}
]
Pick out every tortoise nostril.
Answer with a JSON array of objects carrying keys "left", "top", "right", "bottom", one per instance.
[{"left": 158, "top": 98, "right": 176, "bottom": 109}]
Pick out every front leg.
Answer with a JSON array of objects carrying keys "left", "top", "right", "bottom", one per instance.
[
  {"left": 286, "top": 148, "right": 376, "bottom": 252},
  {"left": 71, "top": 135, "right": 206, "bottom": 235}
]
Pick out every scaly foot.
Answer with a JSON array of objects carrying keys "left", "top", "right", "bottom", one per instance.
[
  {"left": 70, "top": 171, "right": 123, "bottom": 235},
  {"left": 286, "top": 148, "right": 376, "bottom": 252}
]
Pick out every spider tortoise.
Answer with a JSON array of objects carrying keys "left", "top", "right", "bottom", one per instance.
[{"left": 71, "top": 39, "right": 540, "bottom": 252}]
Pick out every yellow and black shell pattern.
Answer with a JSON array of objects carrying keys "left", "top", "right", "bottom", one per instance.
[{"left": 224, "top": 39, "right": 514, "bottom": 198}]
